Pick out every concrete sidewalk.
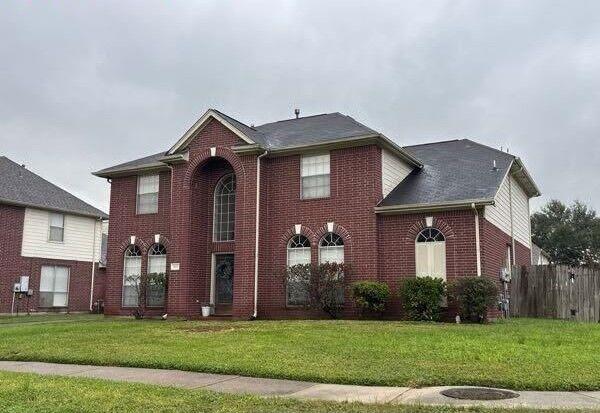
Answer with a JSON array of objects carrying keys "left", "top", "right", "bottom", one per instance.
[{"left": 1, "top": 360, "right": 600, "bottom": 409}]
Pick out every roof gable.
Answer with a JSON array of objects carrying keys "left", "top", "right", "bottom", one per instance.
[
  {"left": 0, "top": 156, "right": 107, "bottom": 219},
  {"left": 167, "top": 109, "right": 264, "bottom": 155}
]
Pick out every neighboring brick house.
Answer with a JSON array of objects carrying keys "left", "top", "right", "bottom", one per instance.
[
  {"left": 0, "top": 157, "right": 107, "bottom": 314},
  {"left": 94, "top": 109, "right": 540, "bottom": 319}
]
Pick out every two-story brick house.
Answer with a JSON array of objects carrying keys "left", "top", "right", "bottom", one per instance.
[
  {"left": 94, "top": 109, "right": 540, "bottom": 318},
  {"left": 0, "top": 157, "right": 108, "bottom": 314}
]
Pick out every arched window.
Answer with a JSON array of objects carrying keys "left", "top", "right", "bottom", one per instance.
[
  {"left": 122, "top": 245, "right": 142, "bottom": 307},
  {"left": 319, "top": 233, "right": 345, "bottom": 304},
  {"left": 213, "top": 174, "right": 236, "bottom": 242},
  {"left": 147, "top": 244, "right": 167, "bottom": 307},
  {"left": 415, "top": 228, "right": 446, "bottom": 280},
  {"left": 286, "top": 235, "right": 311, "bottom": 305},
  {"left": 319, "top": 233, "right": 344, "bottom": 264}
]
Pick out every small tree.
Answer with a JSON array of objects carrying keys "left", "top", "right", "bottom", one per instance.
[
  {"left": 400, "top": 277, "right": 446, "bottom": 321},
  {"left": 351, "top": 281, "right": 391, "bottom": 317},
  {"left": 449, "top": 276, "right": 498, "bottom": 323},
  {"left": 285, "top": 262, "right": 349, "bottom": 319},
  {"left": 126, "top": 272, "right": 167, "bottom": 319}
]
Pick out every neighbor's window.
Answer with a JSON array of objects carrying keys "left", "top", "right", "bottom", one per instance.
[
  {"left": 48, "top": 213, "right": 65, "bottom": 242},
  {"left": 213, "top": 174, "right": 236, "bottom": 242},
  {"left": 301, "top": 153, "right": 330, "bottom": 199},
  {"left": 286, "top": 234, "right": 311, "bottom": 305},
  {"left": 147, "top": 243, "right": 167, "bottom": 307},
  {"left": 122, "top": 245, "right": 142, "bottom": 307},
  {"left": 415, "top": 228, "right": 446, "bottom": 280},
  {"left": 137, "top": 174, "right": 159, "bottom": 214},
  {"left": 39, "top": 266, "right": 69, "bottom": 307}
]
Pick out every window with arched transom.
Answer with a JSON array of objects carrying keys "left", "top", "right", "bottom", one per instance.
[
  {"left": 286, "top": 235, "right": 311, "bottom": 305},
  {"left": 122, "top": 245, "right": 142, "bottom": 307},
  {"left": 213, "top": 174, "right": 236, "bottom": 242},
  {"left": 147, "top": 243, "right": 167, "bottom": 307},
  {"left": 415, "top": 228, "right": 446, "bottom": 280}
]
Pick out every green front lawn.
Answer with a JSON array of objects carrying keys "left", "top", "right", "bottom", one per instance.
[
  {"left": 0, "top": 371, "right": 585, "bottom": 413},
  {"left": 1, "top": 316, "right": 599, "bottom": 391}
]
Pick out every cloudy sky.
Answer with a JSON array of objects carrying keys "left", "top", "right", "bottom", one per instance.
[{"left": 1, "top": 0, "right": 598, "bottom": 213}]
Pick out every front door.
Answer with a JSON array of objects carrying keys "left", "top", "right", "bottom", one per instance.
[{"left": 214, "top": 254, "right": 234, "bottom": 312}]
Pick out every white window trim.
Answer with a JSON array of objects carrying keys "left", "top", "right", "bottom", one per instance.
[
  {"left": 300, "top": 153, "right": 331, "bottom": 200},
  {"left": 146, "top": 245, "right": 167, "bottom": 308},
  {"left": 47, "top": 212, "right": 65, "bottom": 243},
  {"left": 136, "top": 174, "right": 160, "bottom": 215},
  {"left": 318, "top": 233, "right": 345, "bottom": 265},
  {"left": 286, "top": 235, "right": 311, "bottom": 307},
  {"left": 415, "top": 228, "right": 447, "bottom": 280},
  {"left": 39, "top": 265, "right": 70, "bottom": 308},
  {"left": 122, "top": 246, "right": 142, "bottom": 308},
  {"left": 213, "top": 173, "right": 236, "bottom": 242}
]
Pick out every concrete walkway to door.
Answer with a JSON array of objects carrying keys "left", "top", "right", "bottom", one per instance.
[{"left": 1, "top": 360, "right": 600, "bottom": 409}]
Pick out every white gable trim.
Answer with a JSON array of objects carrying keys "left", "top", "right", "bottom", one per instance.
[{"left": 167, "top": 109, "right": 255, "bottom": 155}]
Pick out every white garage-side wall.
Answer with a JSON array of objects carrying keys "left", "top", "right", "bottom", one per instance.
[
  {"left": 21, "top": 208, "right": 102, "bottom": 262},
  {"left": 382, "top": 148, "right": 413, "bottom": 197},
  {"left": 484, "top": 173, "right": 531, "bottom": 248}
]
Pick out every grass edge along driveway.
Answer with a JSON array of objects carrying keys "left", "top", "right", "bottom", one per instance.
[{"left": 1, "top": 316, "right": 599, "bottom": 391}]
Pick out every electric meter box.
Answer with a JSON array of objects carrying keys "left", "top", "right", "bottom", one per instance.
[{"left": 20, "top": 276, "right": 29, "bottom": 292}]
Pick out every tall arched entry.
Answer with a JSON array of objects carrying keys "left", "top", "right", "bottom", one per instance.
[{"left": 189, "top": 157, "right": 237, "bottom": 315}]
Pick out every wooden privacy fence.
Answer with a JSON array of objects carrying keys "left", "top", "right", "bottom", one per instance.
[{"left": 510, "top": 265, "right": 600, "bottom": 322}]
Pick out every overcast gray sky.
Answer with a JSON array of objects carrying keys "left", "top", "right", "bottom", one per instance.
[{"left": 1, "top": 0, "right": 599, "bottom": 214}]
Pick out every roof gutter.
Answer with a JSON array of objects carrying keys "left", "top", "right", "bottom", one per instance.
[
  {"left": 264, "top": 133, "right": 423, "bottom": 169},
  {"left": 512, "top": 157, "right": 541, "bottom": 197},
  {"left": 375, "top": 198, "right": 495, "bottom": 214},
  {"left": 92, "top": 163, "right": 170, "bottom": 179}
]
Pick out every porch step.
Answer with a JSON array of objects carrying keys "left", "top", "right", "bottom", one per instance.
[{"left": 208, "top": 313, "right": 232, "bottom": 319}]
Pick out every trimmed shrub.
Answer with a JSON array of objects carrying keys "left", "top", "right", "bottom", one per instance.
[
  {"left": 400, "top": 277, "right": 446, "bottom": 321},
  {"left": 350, "top": 281, "right": 391, "bottom": 316},
  {"left": 284, "top": 262, "right": 350, "bottom": 319},
  {"left": 449, "top": 276, "right": 498, "bottom": 323}
]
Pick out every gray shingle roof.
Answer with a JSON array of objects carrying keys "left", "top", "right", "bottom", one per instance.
[
  {"left": 380, "top": 139, "right": 515, "bottom": 207},
  {"left": 95, "top": 111, "right": 386, "bottom": 177},
  {"left": 254, "top": 112, "right": 377, "bottom": 148},
  {"left": 0, "top": 156, "right": 107, "bottom": 219},
  {"left": 94, "top": 151, "right": 166, "bottom": 177}
]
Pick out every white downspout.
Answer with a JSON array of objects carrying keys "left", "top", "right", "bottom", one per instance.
[
  {"left": 253, "top": 151, "right": 268, "bottom": 319},
  {"left": 472, "top": 203, "right": 482, "bottom": 276},
  {"left": 89, "top": 218, "right": 100, "bottom": 312}
]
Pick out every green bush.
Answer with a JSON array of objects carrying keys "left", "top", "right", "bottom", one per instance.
[
  {"left": 400, "top": 277, "right": 446, "bottom": 321},
  {"left": 350, "top": 281, "right": 391, "bottom": 316},
  {"left": 449, "top": 276, "right": 498, "bottom": 323}
]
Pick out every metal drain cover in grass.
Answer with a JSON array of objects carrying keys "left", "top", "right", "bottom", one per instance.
[{"left": 441, "top": 388, "right": 519, "bottom": 400}]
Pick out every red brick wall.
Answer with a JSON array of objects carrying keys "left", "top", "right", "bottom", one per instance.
[
  {"left": 103, "top": 170, "right": 171, "bottom": 315},
  {"left": 258, "top": 145, "right": 382, "bottom": 317},
  {"left": 377, "top": 209, "right": 480, "bottom": 315},
  {"left": 0, "top": 204, "right": 104, "bottom": 314}
]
